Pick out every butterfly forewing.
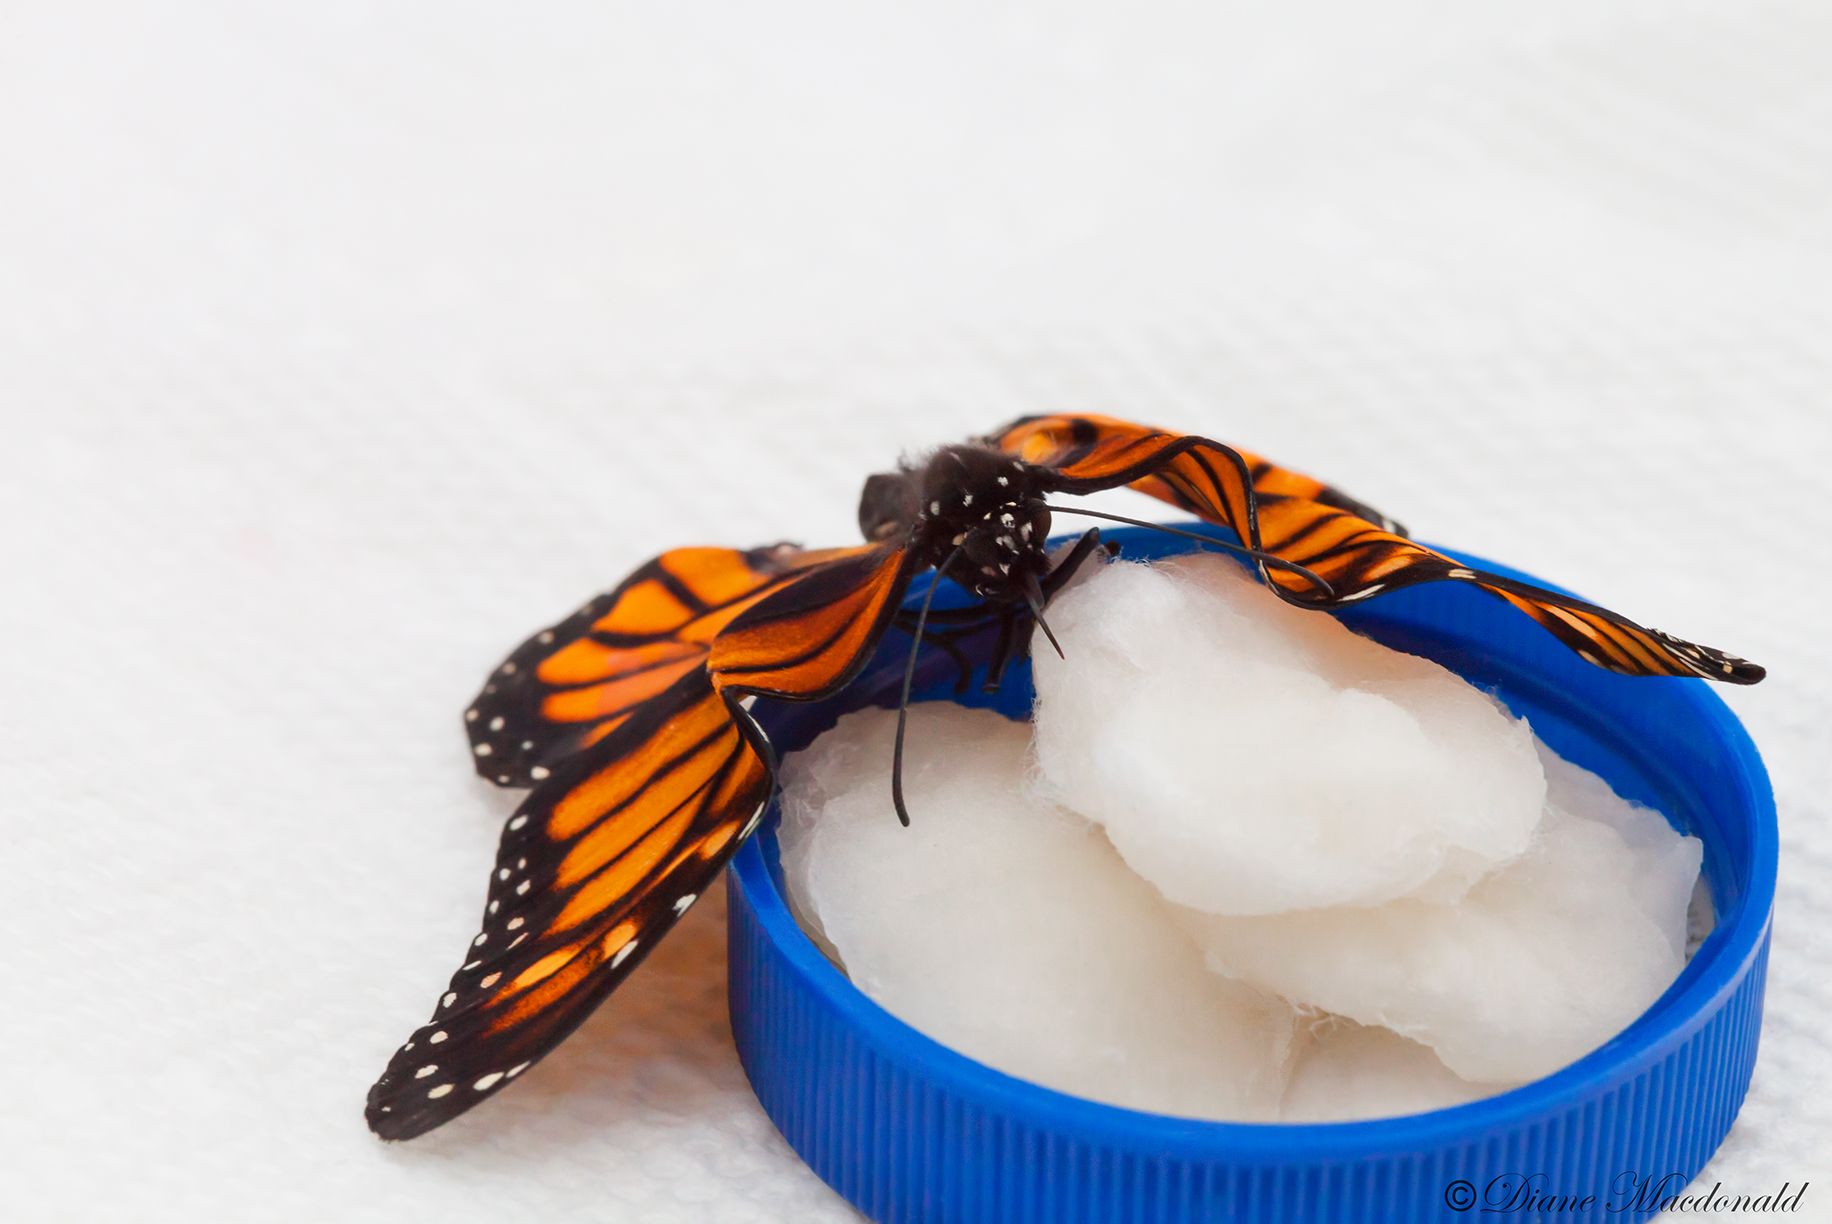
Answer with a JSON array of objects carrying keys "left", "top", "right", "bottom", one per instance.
[
  {"left": 1231, "top": 473, "right": 1764, "bottom": 683},
  {"left": 990, "top": 413, "right": 1762, "bottom": 684},
  {"left": 368, "top": 669, "right": 771, "bottom": 1140},
  {"left": 992, "top": 415, "right": 1266, "bottom": 544}
]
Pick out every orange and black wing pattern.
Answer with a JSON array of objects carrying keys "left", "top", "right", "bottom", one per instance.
[
  {"left": 367, "top": 670, "right": 771, "bottom": 1140},
  {"left": 710, "top": 545, "right": 920, "bottom": 700},
  {"left": 990, "top": 414, "right": 1763, "bottom": 684},
  {"left": 369, "top": 543, "right": 912, "bottom": 1139},
  {"left": 466, "top": 544, "right": 869, "bottom": 787}
]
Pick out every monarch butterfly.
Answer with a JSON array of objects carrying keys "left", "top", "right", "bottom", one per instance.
[{"left": 365, "top": 413, "right": 1763, "bottom": 1139}]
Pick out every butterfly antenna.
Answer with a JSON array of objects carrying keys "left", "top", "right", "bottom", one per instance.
[
  {"left": 1045, "top": 505, "right": 1334, "bottom": 599},
  {"left": 891, "top": 548, "right": 961, "bottom": 828}
]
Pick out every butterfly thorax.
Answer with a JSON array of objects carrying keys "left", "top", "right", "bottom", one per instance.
[{"left": 858, "top": 443, "right": 1054, "bottom": 602}]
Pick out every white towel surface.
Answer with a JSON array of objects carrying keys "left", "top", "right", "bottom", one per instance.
[{"left": 6, "top": 2, "right": 1829, "bottom": 1218}]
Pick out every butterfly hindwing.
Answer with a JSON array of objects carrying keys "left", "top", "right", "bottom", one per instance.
[
  {"left": 465, "top": 544, "right": 854, "bottom": 787},
  {"left": 990, "top": 413, "right": 1762, "bottom": 684},
  {"left": 710, "top": 544, "right": 918, "bottom": 701}
]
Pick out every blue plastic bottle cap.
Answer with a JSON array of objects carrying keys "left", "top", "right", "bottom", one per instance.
[{"left": 726, "top": 525, "right": 1775, "bottom": 1224}]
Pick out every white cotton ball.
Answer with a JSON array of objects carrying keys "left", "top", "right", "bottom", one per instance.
[
  {"left": 777, "top": 704, "right": 1298, "bottom": 1121},
  {"left": 1030, "top": 554, "right": 1546, "bottom": 915},
  {"left": 1279, "top": 1016, "right": 1512, "bottom": 1123},
  {"left": 777, "top": 552, "right": 1702, "bottom": 1122},
  {"left": 1180, "top": 744, "right": 1701, "bottom": 1084},
  {"left": 1536, "top": 746, "right": 1702, "bottom": 961},
  {"left": 1686, "top": 876, "right": 1717, "bottom": 959}
]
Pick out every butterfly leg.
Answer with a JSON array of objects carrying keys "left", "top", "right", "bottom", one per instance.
[
  {"left": 893, "top": 602, "right": 998, "bottom": 627},
  {"left": 1041, "top": 527, "right": 1106, "bottom": 597},
  {"left": 980, "top": 611, "right": 1020, "bottom": 694},
  {"left": 928, "top": 629, "right": 980, "bottom": 695},
  {"left": 892, "top": 614, "right": 999, "bottom": 694},
  {"left": 979, "top": 528, "right": 1107, "bottom": 690},
  {"left": 891, "top": 528, "right": 1111, "bottom": 696}
]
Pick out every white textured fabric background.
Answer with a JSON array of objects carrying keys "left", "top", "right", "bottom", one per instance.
[{"left": 5, "top": 2, "right": 1829, "bottom": 1219}]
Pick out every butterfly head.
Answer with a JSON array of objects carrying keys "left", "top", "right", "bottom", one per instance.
[{"left": 910, "top": 445, "right": 1053, "bottom": 601}]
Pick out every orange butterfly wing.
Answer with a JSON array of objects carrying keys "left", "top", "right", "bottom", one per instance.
[
  {"left": 990, "top": 414, "right": 1763, "bottom": 684},
  {"left": 465, "top": 544, "right": 867, "bottom": 787},
  {"left": 709, "top": 545, "right": 920, "bottom": 700},
  {"left": 368, "top": 543, "right": 912, "bottom": 1139}
]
